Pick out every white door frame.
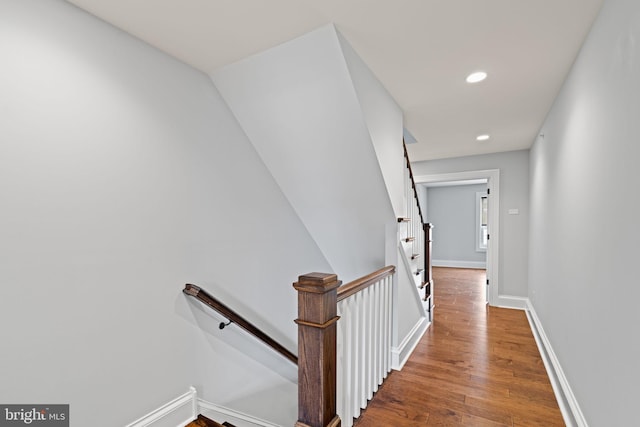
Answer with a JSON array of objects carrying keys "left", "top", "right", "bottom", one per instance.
[{"left": 414, "top": 169, "right": 500, "bottom": 307}]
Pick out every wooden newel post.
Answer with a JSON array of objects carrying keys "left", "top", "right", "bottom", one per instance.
[{"left": 293, "top": 273, "right": 342, "bottom": 427}]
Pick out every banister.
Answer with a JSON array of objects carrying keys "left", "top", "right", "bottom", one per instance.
[
  {"left": 337, "top": 265, "right": 396, "bottom": 302},
  {"left": 403, "top": 141, "right": 425, "bottom": 224},
  {"left": 404, "top": 140, "right": 433, "bottom": 307},
  {"left": 183, "top": 284, "right": 298, "bottom": 365}
]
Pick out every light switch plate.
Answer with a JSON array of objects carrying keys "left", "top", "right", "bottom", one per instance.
[{"left": 508, "top": 208, "right": 519, "bottom": 215}]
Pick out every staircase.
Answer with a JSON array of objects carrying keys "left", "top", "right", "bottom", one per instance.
[
  {"left": 129, "top": 137, "right": 431, "bottom": 427},
  {"left": 175, "top": 24, "right": 431, "bottom": 427},
  {"left": 185, "top": 415, "right": 235, "bottom": 427},
  {"left": 177, "top": 139, "right": 432, "bottom": 427},
  {"left": 401, "top": 141, "right": 434, "bottom": 319}
]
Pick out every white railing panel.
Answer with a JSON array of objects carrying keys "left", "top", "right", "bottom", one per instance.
[
  {"left": 364, "top": 285, "right": 374, "bottom": 403},
  {"left": 357, "top": 289, "right": 367, "bottom": 413},
  {"left": 382, "top": 276, "right": 389, "bottom": 376},
  {"left": 388, "top": 276, "right": 393, "bottom": 370},
  {"left": 337, "top": 300, "right": 345, "bottom": 424},
  {"left": 352, "top": 292, "right": 361, "bottom": 420},
  {"left": 336, "top": 271, "right": 395, "bottom": 427},
  {"left": 372, "top": 284, "right": 380, "bottom": 397},
  {"left": 376, "top": 278, "right": 386, "bottom": 391}
]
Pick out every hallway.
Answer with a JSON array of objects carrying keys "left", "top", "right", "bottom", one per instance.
[{"left": 354, "top": 267, "right": 564, "bottom": 426}]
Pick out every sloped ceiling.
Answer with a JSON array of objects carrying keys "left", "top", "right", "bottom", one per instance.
[{"left": 66, "top": 0, "right": 603, "bottom": 161}]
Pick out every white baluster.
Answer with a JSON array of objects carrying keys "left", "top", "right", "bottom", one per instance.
[
  {"left": 385, "top": 276, "right": 392, "bottom": 374},
  {"left": 341, "top": 300, "right": 351, "bottom": 427},
  {"left": 380, "top": 279, "right": 386, "bottom": 384},
  {"left": 364, "top": 285, "right": 373, "bottom": 403},
  {"left": 377, "top": 279, "right": 384, "bottom": 385},
  {"left": 350, "top": 293, "right": 358, "bottom": 419},
  {"left": 372, "top": 280, "right": 380, "bottom": 391},
  {"left": 338, "top": 301, "right": 344, "bottom": 424},
  {"left": 356, "top": 290, "right": 366, "bottom": 414},
  {"left": 382, "top": 277, "right": 389, "bottom": 377}
]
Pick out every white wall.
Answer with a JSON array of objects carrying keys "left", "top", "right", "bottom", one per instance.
[
  {"left": 0, "top": 1, "right": 331, "bottom": 425},
  {"left": 212, "top": 25, "right": 396, "bottom": 284},
  {"left": 337, "top": 32, "right": 405, "bottom": 220},
  {"left": 412, "top": 150, "right": 529, "bottom": 298},
  {"left": 529, "top": 0, "right": 640, "bottom": 424},
  {"left": 336, "top": 32, "right": 425, "bottom": 352},
  {"left": 426, "top": 184, "right": 487, "bottom": 266}
]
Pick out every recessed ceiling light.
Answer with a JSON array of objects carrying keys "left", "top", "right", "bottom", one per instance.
[
  {"left": 476, "top": 134, "right": 490, "bottom": 141},
  {"left": 466, "top": 71, "right": 487, "bottom": 83}
]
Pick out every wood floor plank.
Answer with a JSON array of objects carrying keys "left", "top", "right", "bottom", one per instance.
[{"left": 353, "top": 267, "right": 564, "bottom": 427}]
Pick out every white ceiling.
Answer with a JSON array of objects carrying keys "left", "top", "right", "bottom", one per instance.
[{"left": 66, "top": 0, "right": 603, "bottom": 162}]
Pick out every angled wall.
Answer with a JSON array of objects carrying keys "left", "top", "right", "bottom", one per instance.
[
  {"left": 529, "top": 0, "right": 640, "bottom": 424},
  {"left": 0, "top": 1, "right": 330, "bottom": 425},
  {"left": 212, "top": 25, "right": 397, "bottom": 284},
  {"left": 213, "top": 25, "right": 427, "bottom": 360},
  {"left": 336, "top": 33, "right": 426, "bottom": 351},
  {"left": 336, "top": 33, "right": 405, "bottom": 219}
]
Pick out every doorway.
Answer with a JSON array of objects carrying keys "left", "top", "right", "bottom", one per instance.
[{"left": 414, "top": 169, "right": 500, "bottom": 306}]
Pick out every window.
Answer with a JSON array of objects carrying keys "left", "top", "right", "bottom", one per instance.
[{"left": 476, "top": 192, "right": 488, "bottom": 252}]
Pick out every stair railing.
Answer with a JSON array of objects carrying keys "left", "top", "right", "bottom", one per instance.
[
  {"left": 184, "top": 141, "right": 427, "bottom": 427},
  {"left": 403, "top": 142, "right": 425, "bottom": 275},
  {"left": 336, "top": 266, "right": 395, "bottom": 427},
  {"left": 294, "top": 266, "right": 396, "bottom": 427},
  {"left": 402, "top": 141, "right": 433, "bottom": 313},
  {"left": 183, "top": 284, "right": 298, "bottom": 365},
  {"left": 423, "top": 222, "right": 433, "bottom": 306}
]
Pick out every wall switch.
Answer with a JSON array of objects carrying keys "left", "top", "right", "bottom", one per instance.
[{"left": 508, "top": 208, "right": 519, "bottom": 215}]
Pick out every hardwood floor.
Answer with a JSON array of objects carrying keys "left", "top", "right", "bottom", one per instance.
[{"left": 353, "top": 267, "right": 564, "bottom": 426}]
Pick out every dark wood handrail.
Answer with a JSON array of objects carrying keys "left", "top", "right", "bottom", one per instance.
[
  {"left": 337, "top": 265, "right": 396, "bottom": 302},
  {"left": 404, "top": 140, "right": 433, "bottom": 306},
  {"left": 403, "top": 140, "right": 425, "bottom": 225},
  {"left": 183, "top": 284, "right": 298, "bottom": 365}
]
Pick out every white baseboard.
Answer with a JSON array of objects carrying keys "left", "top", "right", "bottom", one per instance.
[
  {"left": 391, "top": 316, "right": 429, "bottom": 371},
  {"left": 198, "top": 400, "right": 282, "bottom": 427},
  {"left": 526, "top": 301, "right": 588, "bottom": 427},
  {"left": 495, "top": 295, "right": 528, "bottom": 310},
  {"left": 125, "top": 387, "right": 197, "bottom": 427},
  {"left": 125, "top": 387, "right": 282, "bottom": 427},
  {"left": 432, "top": 260, "right": 486, "bottom": 269}
]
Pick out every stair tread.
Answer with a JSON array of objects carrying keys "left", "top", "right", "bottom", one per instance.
[{"left": 185, "top": 414, "right": 234, "bottom": 427}]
